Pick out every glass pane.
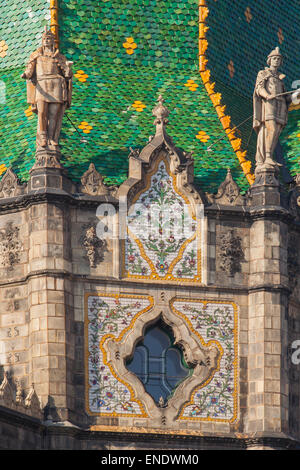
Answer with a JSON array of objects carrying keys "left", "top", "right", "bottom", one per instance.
[
  {"left": 126, "top": 321, "right": 191, "bottom": 405},
  {"left": 127, "top": 345, "right": 148, "bottom": 384},
  {"left": 165, "top": 348, "right": 189, "bottom": 389},
  {"left": 143, "top": 326, "right": 170, "bottom": 352}
]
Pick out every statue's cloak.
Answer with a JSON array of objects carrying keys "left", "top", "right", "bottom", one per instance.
[
  {"left": 26, "top": 47, "right": 72, "bottom": 110},
  {"left": 253, "top": 68, "right": 288, "bottom": 132}
]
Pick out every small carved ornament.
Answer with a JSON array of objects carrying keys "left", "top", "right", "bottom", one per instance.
[
  {"left": 0, "top": 222, "right": 22, "bottom": 268},
  {"left": 0, "top": 372, "right": 14, "bottom": 407},
  {"left": 128, "top": 147, "right": 140, "bottom": 159},
  {"left": 219, "top": 230, "right": 244, "bottom": 276},
  {"left": 0, "top": 373, "right": 42, "bottom": 419},
  {"left": 83, "top": 226, "right": 106, "bottom": 268},
  {"left": 80, "top": 163, "right": 109, "bottom": 196},
  {"left": 0, "top": 168, "right": 26, "bottom": 198},
  {"left": 206, "top": 169, "right": 244, "bottom": 205}
]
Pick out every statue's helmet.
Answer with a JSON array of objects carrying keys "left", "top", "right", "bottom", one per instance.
[
  {"left": 42, "top": 28, "right": 55, "bottom": 46},
  {"left": 267, "top": 46, "right": 283, "bottom": 66}
]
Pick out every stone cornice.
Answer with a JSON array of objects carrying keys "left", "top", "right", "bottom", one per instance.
[
  {"left": 0, "top": 405, "right": 299, "bottom": 449},
  {"left": 0, "top": 267, "right": 248, "bottom": 294},
  {"left": 0, "top": 405, "right": 43, "bottom": 432},
  {"left": 1, "top": 188, "right": 298, "bottom": 229},
  {"left": 248, "top": 284, "right": 291, "bottom": 295},
  {"left": 0, "top": 188, "right": 287, "bottom": 210},
  {"left": 0, "top": 190, "right": 118, "bottom": 214}
]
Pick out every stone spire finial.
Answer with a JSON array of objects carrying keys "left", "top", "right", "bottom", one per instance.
[{"left": 152, "top": 95, "right": 170, "bottom": 130}]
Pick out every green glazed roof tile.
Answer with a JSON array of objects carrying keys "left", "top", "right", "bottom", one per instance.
[
  {"left": 1, "top": 0, "right": 299, "bottom": 191},
  {"left": 206, "top": 0, "right": 300, "bottom": 178}
]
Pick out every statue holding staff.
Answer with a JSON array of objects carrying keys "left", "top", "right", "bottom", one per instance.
[
  {"left": 253, "top": 47, "right": 300, "bottom": 170},
  {"left": 21, "top": 28, "right": 73, "bottom": 151}
]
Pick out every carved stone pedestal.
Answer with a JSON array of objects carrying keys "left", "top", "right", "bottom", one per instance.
[
  {"left": 28, "top": 149, "right": 74, "bottom": 193},
  {"left": 33, "top": 148, "right": 63, "bottom": 170},
  {"left": 250, "top": 166, "right": 282, "bottom": 207}
]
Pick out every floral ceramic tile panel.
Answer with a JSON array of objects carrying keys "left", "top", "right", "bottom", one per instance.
[
  {"left": 125, "top": 159, "right": 201, "bottom": 281},
  {"left": 172, "top": 237, "right": 198, "bottom": 279},
  {"left": 86, "top": 293, "right": 153, "bottom": 417},
  {"left": 171, "top": 299, "right": 238, "bottom": 422},
  {"left": 125, "top": 236, "right": 150, "bottom": 277}
]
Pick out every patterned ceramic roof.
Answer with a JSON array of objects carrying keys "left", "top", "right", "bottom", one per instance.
[
  {"left": 0, "top": 0, "right": 299, "bottom": 192},
  {"left": 57, "top": 0, "right": 249, "bottom": 192},
  {"left": 206, "top": 0, "right": 300, "bottom": 180},
  {"left": 0, "top": 1, "right": 50, "bottom": 178}
]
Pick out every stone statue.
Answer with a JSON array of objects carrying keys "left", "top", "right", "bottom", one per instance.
[
  {"left": 21, "top": 28, "right": 73, "bottom": 152},
  {"left": 253, "top": 47, "right": 300, "bottom": 170}
]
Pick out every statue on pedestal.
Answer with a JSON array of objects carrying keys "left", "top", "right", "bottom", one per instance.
[
  {"left": 21, "top": 28, "right": 72, "bottom": 160},
  {"left": 253, "top": 47, "right": 300, "bottom": 172}
]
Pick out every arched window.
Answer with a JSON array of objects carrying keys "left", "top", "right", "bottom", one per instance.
[{"left": 126, "top": 319, "right": 191, "bottom": 405}]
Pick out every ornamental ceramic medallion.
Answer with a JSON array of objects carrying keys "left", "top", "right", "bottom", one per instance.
[
  {"left": 124, "top": 158, "right": 202, "bottom": 282},
  {"left": 86, "top": 293, "right": 153, "bottom": 417},
  {"left": 171, "top": 299, "right": 238, "bottom": 423}
]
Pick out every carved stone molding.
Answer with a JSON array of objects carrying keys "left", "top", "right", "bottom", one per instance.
[
  {"left": 80, "top": 163, "right": 109, "bottom": 196},
  {"left": 0, "top": 168, "right": 26, "bottom": 198},
  {"left": 252, "top": 166, "right": 280, "bottom": 187},
  {"left": 82, "top": 225, "right": 107, "bottom": 268},
  {"left": 102, "top": 304, "right": 221, "bottom": 427},
  {"left": 0, "top": 373, "right": 42, "bottom": 420},
  {"left": 218, "top": 230, "right": 244, "bottom": 276},
  {"left": 0, "top": 221, "right": 22, "bottom": 268},
  {"left": 32, "top": 149, "right": 62, "bottom": 169},
  {"left": 207, "top": 169, "right": 245, "bottom": 206}
]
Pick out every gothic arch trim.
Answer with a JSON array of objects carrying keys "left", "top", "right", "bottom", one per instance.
[
  {"left": 123, "top": 153, "right": 202, "bottom": 283},
  {"left": 101, "top": 301, "right": 222, "bottom": 424}
]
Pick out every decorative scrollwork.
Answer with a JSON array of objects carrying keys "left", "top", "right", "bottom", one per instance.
[
  {"left": 0, "top": 222, "right": 22, "bottom": 268},
  {"left": 219, "top": 230, "right": 244, "bottom": 276},
  {"left": 0, "top": 168, "right": 26, "bottom": 198},
  {"left": 80, "top": 163, "right": 109, "bottom": 196},
  {"left": 82, "top": 225, "right": 107, "bottom": 268}
]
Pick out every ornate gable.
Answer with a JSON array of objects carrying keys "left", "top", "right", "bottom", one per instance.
[
  {"left": 0, "top": 168, "right": 26, "bottom": 199},
  {"left": 119, "top": 97, "right": 204, "bottom": 283},
  {"left": 206, "top": 169, "right": 246, "bottom": 206}
]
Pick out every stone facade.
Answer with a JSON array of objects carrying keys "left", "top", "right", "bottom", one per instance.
[{"left": 0, "top": 100, "right": 300, "bottom": 450}]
